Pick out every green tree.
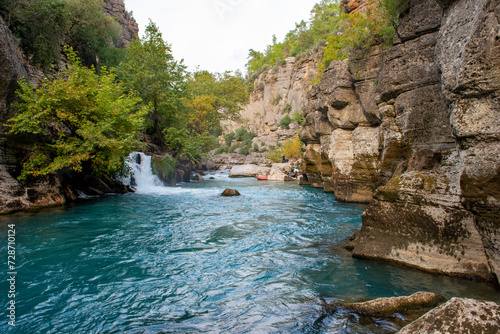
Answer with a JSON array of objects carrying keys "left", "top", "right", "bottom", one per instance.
[
  {"left": 117, "top": 20, "right": 188, "bottom": 146},
  {"left": 2, "top": 0, "right": 70, "bottom": 68},
  {"left": 188, "top": 70, "right": 249, "bottom": 125},
  {"left": 7, "top": 48, "right": 147, "bottom": 180}
]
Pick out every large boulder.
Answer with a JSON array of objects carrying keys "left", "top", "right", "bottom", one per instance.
[
  {"left": 267, "top": 163, "right": 293, "bottom": 181},
  {"left": 229, "top": 164, "right": 271, "bottom": 178},
  {"left": 398, "top": 298, "right": 500, "bottom": 334}
]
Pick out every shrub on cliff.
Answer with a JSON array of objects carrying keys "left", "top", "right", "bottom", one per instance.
[
  {"left": 266, "top": 136, "right": 304, "bottom": 162},
  {"left": 224, "top": 132, "right": 236, "bottom": 146},
  {"left": 293, "top": 111, "right": 305, "bottom": 124},
  {"left": 280, "top": 115, "right": 292, "bottom": 129},
  {"left": 319, "top": 0, "right": 407, "bottom": 75},
  {"left": 8, "top": 48, "right": 147, "bottom": 180}
]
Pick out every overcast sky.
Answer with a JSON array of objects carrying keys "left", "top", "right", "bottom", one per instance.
[{"left": 125, "top": 0, "right": 319, "bottom": 74}]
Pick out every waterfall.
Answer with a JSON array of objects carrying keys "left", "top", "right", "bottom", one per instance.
[{"left": 123, "top": 152, "right": 165, "bottom": 194}]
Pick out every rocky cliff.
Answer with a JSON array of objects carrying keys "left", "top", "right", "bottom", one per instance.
[
  {"left": 103, "top": 0, "right": 139, "bottom": 47},
  {"left": 225, "top": 54, "right": 320, "bottom": 147},
  {"left": 298, "top": 0, "right": 499, "bottom": 283}
]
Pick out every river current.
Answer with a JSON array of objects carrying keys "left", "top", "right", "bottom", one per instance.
[{"left": 1, "top": 153, "right": 498, "bottom": 333}]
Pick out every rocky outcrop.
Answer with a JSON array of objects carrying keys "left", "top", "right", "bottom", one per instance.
[
  {"left": 223, "top": 54, "right": 319, "bottom": 150},
  {"left": 229, "top": 164, "right": 271, "bottom": 178},
  {"left": 103, "top": 0, "right": 139, "bottom": 47},
  {"left": 0, "top": 16, "right": 67, "bottom": 213},
  {"left": 300, "top": 0, "right": 500, "bottom": 283},
  {"left": 397, "top": 298, "right": 500, "bottom": 334},
  {"left": 210, "top": 152, "right": 271, "bottom": 169},
  {"left": 300, "top": 47, "right": 384, "bottom": 202}
]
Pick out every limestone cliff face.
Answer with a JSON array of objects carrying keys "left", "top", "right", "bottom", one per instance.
[
  {"left": 225, "top": 55, "right": 319, "bottom": 147},
  {"left": 299, "top": 0, "right": 499, "bottom": 283},
  {"left": 103, "top": 0, "right": 139, "bottom": 47}
]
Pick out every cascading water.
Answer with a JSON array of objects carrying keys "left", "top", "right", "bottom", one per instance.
[{"left": 123, "top": 152, "right": 166, "bottom": 193}]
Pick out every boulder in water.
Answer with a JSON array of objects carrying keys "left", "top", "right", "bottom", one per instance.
[
  {"left": 333, "top": 291, "right": 445, "bottom": 317},
  {"left": 221, "top": 188, "right": 240, "bottom": 197},
  {"left": 398, "top": 297, "right": 500, "bottom": 334}
]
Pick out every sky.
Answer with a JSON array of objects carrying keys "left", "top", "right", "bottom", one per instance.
[{"left": 124, "top": 0, "right": 319, "bottom": 74}]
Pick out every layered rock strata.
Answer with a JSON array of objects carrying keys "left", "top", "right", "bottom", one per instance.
[
  {"left": 299, "top": 0, "right": 500, "bottom": 283},
  {"left": 223, "top": 54, "right": 319, "bottom": 148}
]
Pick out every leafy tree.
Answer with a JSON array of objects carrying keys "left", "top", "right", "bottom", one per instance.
[
  {"left": 2, "top": 0, "right": 70, "bottom": 68},
  {"left": 319, "top": 0, "right": 406, "bottom": 76},
  {"left": 7, "top": 48, "right": 147, "bottom": 180},
  {"left": 1, "top": 0, "right": 123, "bottom": 69},
  {"left": 187, "top": 70, "right": 249, "bottom": 128},
  {"left": 266, "top": 136, "right": 304, "bottom": 162},
  {"left": 246, "top": 0, "right": 342, "bottom": 78},
  {"left": 117, "top": 20, "right": 188, "bottom": 146},
  {"left": 224, "top": 132, "right": 236, "bottom": 146}
]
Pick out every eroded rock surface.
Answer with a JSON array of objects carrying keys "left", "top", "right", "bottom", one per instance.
[
  {"left": 300, "top": 0, "right": 500, "bottom": 282},
  {"left": 397, "top": 298, "right": 500, "bottom": 334}
]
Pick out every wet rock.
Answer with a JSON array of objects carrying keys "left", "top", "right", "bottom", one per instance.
[
  {"left": 337, "top": 291, "right": 446, "bottom": 317},
  {"left": 398, "top": 298, "right": 500, "bottom": 334},
  {"left": 192, "top": 173, "right": 204, "bottom": 181},
  {"left": 221, "top": 188, "right": 240, "bottom": 197}
]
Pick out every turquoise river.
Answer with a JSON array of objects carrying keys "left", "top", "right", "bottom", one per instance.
[{"left": 1, "top": 153, "right": 499, "bottom": 333}]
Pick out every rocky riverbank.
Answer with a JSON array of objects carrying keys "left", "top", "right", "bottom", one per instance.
[{"left": 296, "top": 0, "right": 500, "bottom": 284}]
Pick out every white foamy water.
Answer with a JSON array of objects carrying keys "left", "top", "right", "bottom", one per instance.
[
  {"left": 122, "top": 152, "right": 165, "bottom": 194},
  {"left": 123, "top": 152, "right": 222, "bottom": 196}
]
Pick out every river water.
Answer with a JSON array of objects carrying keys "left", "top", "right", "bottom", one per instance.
[{"left": 1, "top": 153, "right": 498, "bottom": 333}]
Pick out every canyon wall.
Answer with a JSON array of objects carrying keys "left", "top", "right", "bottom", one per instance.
[
  {"left": 225, "top": 54, "right": 320, "bottom": 147},
  {"left": 298, "top": 0, "right": 499, "bottom": 283}
]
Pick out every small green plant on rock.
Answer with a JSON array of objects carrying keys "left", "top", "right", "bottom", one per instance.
[
  {"left": 280, "top": 114, "right": 292, "bottom": 129},
  {"left": 293, "top": 110, "right": 305, "bottom": 124}
]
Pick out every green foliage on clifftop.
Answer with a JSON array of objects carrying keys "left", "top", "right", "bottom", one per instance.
[
  {"left": 246, "top": 0, "right": 341, "bottom": 79},
  {"left": 319, "top": 0, "right": 407, "bottom": 75},
  {"left": 246, "top": 0, "right": 407, "bottom": 81}
]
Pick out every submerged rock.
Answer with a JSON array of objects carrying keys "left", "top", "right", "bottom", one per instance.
[
  {"left": 339, "top": 291, "right": 445, "bottom": 317},
  {"left": 398, "top": 298, "right": 500, "bottom": 334},
  {"left": 221, "top": 188, "right": 240, "bottom": 197}
]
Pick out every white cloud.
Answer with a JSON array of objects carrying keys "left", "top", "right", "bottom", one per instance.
[{"left": 124, "top": 0, "right": 318, "bottom": 73}]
